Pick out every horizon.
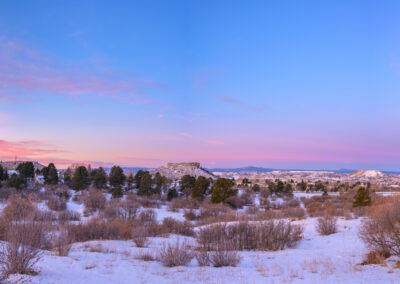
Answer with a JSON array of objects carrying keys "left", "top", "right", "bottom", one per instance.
[{"left": 1, "top": 1, "right": 400, "bottom": 170}]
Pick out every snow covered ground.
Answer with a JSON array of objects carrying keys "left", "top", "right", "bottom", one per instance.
[{"left": 14, "top": 217, "right": 400, "bottom": 284}]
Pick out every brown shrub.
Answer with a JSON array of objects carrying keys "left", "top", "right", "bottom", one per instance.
[
  {"left": 168, "top": 199, "right": 198, "bottom": 212},
  {"left": 316, "top": 215, "right": 338, "bottom": 235},
  {"left": 132, "top": 226, "right": 150, "bottom": 247},
  {"left": 103, "top": 199, "right": 139, "bottom": 220},
  {"left": 58, "top": 210, "right": 81, "bottom": 223},
  {"left": 197, "top": 221, "right": 303, "bottom": 251},
  {"left": 0, "top": 220, "right": 48, "bottom": 275},
  {"left": 195, "top": 250, "right": 210, "bottom": 266},
  {"left": 138, "top": 209, "right": 157, "bottom": 226},
  {"left": 359, "top": 200, "right": 400, "bottom": 256},
  {"left": 137, "top": 196, "right": 162, "bottom": 208},
  {"left": 135, "top": 251, "right": 157, "bottom": 261},
  {"left": 46, "top": 195, "right": 67, "bottom": 211},
  {"left": 83, "top": 189, "right": 106, "bottom": 213},
  {"left": 162, "top": 217, "right": 195, "bottom": 237},
  {"left": 209, "top": 243, "right": 241, "bottom": 267},
  {"left": 52, "top": 227, "right": 74, "bottom": 256},
  {"left": 67, "top": 218, "right": 132, "bottom": 242},
  {"left": 158, "top": 240, "right": 194, "bottom": 267},
  {"left": 361, "top": 251, "right": 389, "bottom": 265},
  {"left": 2, "top": 196, "right": 37, "bottom": 222}
]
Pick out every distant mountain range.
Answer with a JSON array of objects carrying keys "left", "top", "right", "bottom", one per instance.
[{"left": 207, "top": 166, "right": 400, "bottom": 175}]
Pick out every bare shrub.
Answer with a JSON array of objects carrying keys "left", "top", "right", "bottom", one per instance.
[
  {"left": 162, "top": 217, "right": 195, "bottom": 237},
  {"left": 67, "top": 218, "right": 132, "bottom": 242},
  {"left": 168, "top": 199, "right": 198, "bottom": 212},
  {"left": 183, "top": 209, "right": 198, "bottom": 221},
  {"left": 316, "top": 215, "right": 338, "bottom": 235},
  {"left": 52, "top": 227, "right": 74, "bottom": 256},
  {"left": 103, "top": 199, "right": 139, "bottom": 220},
  {"left": 132, "top": 226, "right": 150, "bottom": 248},
  {"left": 209, "top": 243, "right": 241, "bottom": 267},
  {"left": 33, "top": 210, "right": 58, "bottom": 222},
  {"left": 0, "top": 220, "right": 48, "bottom": 275},
  {"left": 158, "top": 240, "right": 194, "bottom": 267},
  {"left": 46, "top": 195, "right": 67, "bottom": 211},
  {"left": 137, "top": 196, "right": 162, "bottom": 208},
  {"left": 83, "top": 189, "right": 106, "bottom": 213},
  {"left": 198, "top": 202, "right": 230, "bottom": 219},
  {"left": 135, "top": 251, "right": 157, "bottom": 261},
  {"left": 2, "top": 196, "right": 37, "bottom": 222},
  {"left": 280, "top": 208, "right": 305, "bottom": 219},
  {"left": 138, "top": 209, "right": 157, "bottom": 226},
  {"left": 361, "top": 251, "right": 389, "bottom": 265},
  {"left": 197, "top": 221, "right": 303, "bottom": 251},
  {"left": 58, "top": 210, "right": 81, "bottom": 223},
  {"left": 0, "top": 187, "right": 17, "bottom": 201},
  {"left": 195, "top": 250, "right": 210, "bottom": 266},
  {"left": 359, "top": 200, "right": 400, "bottom": 256}
]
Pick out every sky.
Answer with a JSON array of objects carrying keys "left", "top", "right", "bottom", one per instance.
[{"left": 1, "top": 0, "right": 400, "bottom": 170}]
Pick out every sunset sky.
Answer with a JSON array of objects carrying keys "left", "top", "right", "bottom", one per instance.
[{"left": 1, "top": 1, "right": 400, "bottom": 170}]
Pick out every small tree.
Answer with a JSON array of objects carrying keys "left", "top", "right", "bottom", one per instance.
[
  {"left": 72, "top": 166, "right": 89, "bottom": 191},
  {"left": 211, "top": 178, "right": 237, "bottom": 203},
  {"left": 353, "top": 187, "right": 371, "bottom": 207},
  {"left": 180, "top": 175, "right": 196, "bottom": 196},
  {"left": 126, "top": 173, "right": 134, "bottom": 191},
  {"left": 297, "top": 180, "right": 307, "bottom": 191},
  {"left": 137, "top": 171, "right": 153, "bottom": 196},
  {"left": 7, "top": 174, "right": 26, "bottom": 190},
  {"left": 43, "top": 163, "right": 59, "bottom": 185},
  {"left": 93, "top": 167, "right": 108, "bottom": 189},
  {"left": 0, "top": 165, "right": 6, "bottom": 181},
  {"left": 252, "top": 184, "right": 261, "bottom": 192},
  {"left": 191, "top": 176, "right": 210, "bottom": 201},
  {"left": 63, "top": 167, "right": 73, "bottom": 186},
  {"left": 109, "top": 166, "right": 126, "bottom": 188},
  {"left": 134, "top": 170, "right": 145, "bottom": 189},
  {"left": 16, "top": 162, "right": 35, "bottom": 180}
]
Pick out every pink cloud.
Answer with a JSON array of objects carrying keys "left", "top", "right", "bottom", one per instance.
[
  {"left": 0, "top": 38, "right": 159, "bottom": 103},
  {"left": 0, "top": 139, "right": 65, "bottom": 158}
]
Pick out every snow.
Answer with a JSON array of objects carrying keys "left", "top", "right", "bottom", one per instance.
[{"left": 17, "top": 217, "right": 400, "bottom": 283}]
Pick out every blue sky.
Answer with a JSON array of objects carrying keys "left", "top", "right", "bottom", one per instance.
[{"left": 0, "top": 1, "right": 400, "bottom": 170}]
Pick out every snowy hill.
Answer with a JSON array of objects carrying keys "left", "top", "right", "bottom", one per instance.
[
  {"left": 151, "top": 162, "right": 216, "bottom": 180},
  {"left": 349, "top": 170, "right": 385, "bottom": 178}
]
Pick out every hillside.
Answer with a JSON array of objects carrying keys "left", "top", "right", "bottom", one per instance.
[
  {"left": 349, "top": 170, "right": 385, "bottom": 178},
  {"left": 152, "top": 162, "right": 216, "bottom": 180}
]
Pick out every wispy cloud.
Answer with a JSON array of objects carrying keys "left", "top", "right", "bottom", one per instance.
[
  {"left": 216, "top": 96, "right": 263, "bottom": 112},
  {"left": 0, "top": 139, "right": 65, "bottom": 158},
  {"left": 0, "top": 38, "right": 160, "bottom": 103}
]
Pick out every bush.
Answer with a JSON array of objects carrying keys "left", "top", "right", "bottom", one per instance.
[
  {"left": 58, "top": 210, "right": 81, "bottom": 223},
  {"left": 359, "top": 201, "right": 400, "bottom": 256},
  {"left": 2, "top": 196, "right": 37, "bottom": 222},
  {"left": 132, "top": 226, "right": 150, "bottom": 248},
  {"left": 209, "top": 244, "right": 241, "bottom": 267},
  {"left": 0, "top": 220, "right": 48, "bottom": 275},
  {"left": 197, "top": 221, "right": 303, "bottom": 251},
  {"left": 158, "top": 240, "right": 193, "bottom": 267},
  {"left": 195, "top": 250, "right": 210, "bottom": 266},
  {"left": 83, "top": 189, "right": 106, "bottom": 213},
  {"left": 138, "top": 209, "right": 157, "bottom": 226},
  {"left": 52, "top": 227, "right": 74, "bottom": 256},
  {"left": 316, "top": 215, "right": 338, "bottom": 235},
  {"left": 46, "top": 195, "right": 67, "bottom": 211},
  {"left": 162, "top": 218, "right": 195, "bottom": 237},
  {"left": 103, "top": 199, "right": 139, "bottom": 220}
]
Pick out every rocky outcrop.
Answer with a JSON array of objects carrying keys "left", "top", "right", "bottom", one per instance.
[
  {"left": 0, "top": 161, "right": 45, "bottom": 171},
  {"left": 152, "top": 162, "right": 216, "bottom": 180}
]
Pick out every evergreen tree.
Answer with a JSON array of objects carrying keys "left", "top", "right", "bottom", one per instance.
[
  {"left": 17, "top": 162, "right": 35, "bottom": 179},
  {"left": 63, "top": 167, "right": 73, "bottom": 186},
  {"left": 211, "top": 178, "right": 237, "bottom": 203},
  {"left": 126, "top": 173, "right": 134, "bottom": 191},
  {"left": 167, "top": 187, "right": 178, "bottom": 201},
  {"left": 93, "top": 167, "right": 108, "bottom": 189},
  {"left": 297, "top": 180, "right": 307, "bottom": 191},
  {"left": 180, "top": 175, "right": 196, "bottom": 196},
  {"left": 252, "top": 184, "right": 261, "bottom": 192},
  {"left": 242, "top": 178, "right": 251, "bottom": 186},
  {"left": 109, "top": 166, "right": 126, "bottom": 188},
  {"left": 7, "top": 173, "right": 26, "bottom": 190},
  {"left": 134, "top": 170, "right": 145, "bottom": 189},
  {"left": 0, "top": 165, "right": 4, "bottom": 181},
  {"left": 283, "top": 182, "right": 293, "bottom": 195},
  {"left": 153, "top": 172, "right": 165, "bottom": 194},
  {"left": 112, "top": 186, "right": 123, "bottom": 198},
  {"left": 353, "top": 186, "right": 371, "bottom": 207},
  {"left": 43, "top": 163, "right": 59, "bottom": 185},
  {"left": 276, "top": 180, "right": 284, "bottom": 193},
  {"left": 191, "top": 176, "right": 210, "bottom": 201},
  {"left": 72, "top": 166, "right": 89, "bottom": 191},
  {"left": 137, "top": 171, "right": 153, "bottom": 196}
]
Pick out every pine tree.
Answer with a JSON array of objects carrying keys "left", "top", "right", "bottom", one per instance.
[
  {"left": 191, "top": 176, "right": 210, "bottom": 201},
  {"left": 7, "top": 173, "right": 26, "bottom": 190},
  {"left": 353, "top": 186, "right": 371, "bottom": 207},
  {"left": 134, "top": 170, "right": 145, "bottom": 189},
  {"left": 137, "top": 171, "right": 153, "bottom": 196},
  {"left": 43, "top": 163, "right": 59, "bottom": 185},
  {"left": 17, "top": 162, "right": 35, "bottom": 179},
  {"left": 93, "top": 167, "right": 108, "bottom": 189},
  {"left": 72, "top": 166, "right": 89, "bottom": 191},
  {"left": 211, "top": 178, "right": 237, "bottom": 203},
  {"left": 180, "top": 175, "right": 196, "bottom": 196},
  {"left": 126, "top": 173, "right": 134, "bottom": 191}
]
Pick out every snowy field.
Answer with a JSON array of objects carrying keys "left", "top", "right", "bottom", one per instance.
[{"left": 8, "top": 216, "right": 399, "bottom": 284}]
